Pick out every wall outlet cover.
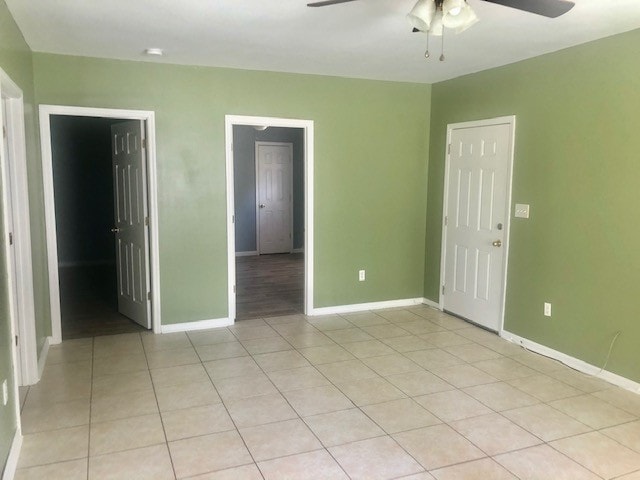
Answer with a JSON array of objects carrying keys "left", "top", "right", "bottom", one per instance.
[
  {"left": 515, "top": 203, "right": 530, "bottom": 219},
  {"left": 358, "top": 270, "right": 365, "bottom": 282},
  {"left": 544, "top": 302, "right": 552, "bottom": 317}
]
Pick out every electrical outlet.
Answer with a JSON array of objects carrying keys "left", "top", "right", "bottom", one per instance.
[
  {"left": 2, "top": 380, "right": 7, "bottom": 406},
  {"left": 358, "top": 270, "right": 365, "bottom": 282},
  {"left": 544, "top": 302, "right": 552, "bottom": 317}
]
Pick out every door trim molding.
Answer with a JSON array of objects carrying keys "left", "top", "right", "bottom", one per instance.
[
  {"left": 439, "top": 115, "right": 516, "bottom": 333},
  {"left": 255, "top": 141, "right": 294, "bottom": 255},
  {"left": 225, "top": 115, "right": 314, "bottom": 321},
  {"left": 0, "top": 67, "right": 38, "bottom": 389},
  {"left": 39, "top": 105, "right": 162, "bottom": 343}
]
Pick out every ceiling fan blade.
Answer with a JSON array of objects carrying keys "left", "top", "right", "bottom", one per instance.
[
  {"left": 307, "top": 0, "right": 359, "bottom": 6},
  {"left": 482, "top": 0, "right": 575, "bottom": 18}
]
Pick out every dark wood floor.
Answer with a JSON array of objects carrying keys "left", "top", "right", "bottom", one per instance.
[
  {"left": 59, "top": 264, "right": 147, "bottom": 340},
  {"left": 236, "top": 253, "right": 304, "bottom": 321}
]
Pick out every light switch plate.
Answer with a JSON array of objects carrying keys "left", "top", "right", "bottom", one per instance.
[{"left": 515, "top": 204, "right": 530, "bottom": 219}]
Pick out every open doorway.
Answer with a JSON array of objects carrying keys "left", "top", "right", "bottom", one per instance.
[
  {"left": 40, "top": 106, "right": 161, "bottom": 343},
  {"left": 225, "top": 115, "right": 314, "bottom": 323},
  {"left": 49, "top": 115, "right": 150, "bottom": 339},
  {"left": 233, "top": 127, "right": 304, "bottom": 320}
]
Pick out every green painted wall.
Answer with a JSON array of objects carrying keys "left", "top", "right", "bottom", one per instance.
[
  {"left": 33, "top": 54, "right": 431, "bottom": 324},
  {"left": 425, "top": 29, "right": 640, "bottom": 383}
]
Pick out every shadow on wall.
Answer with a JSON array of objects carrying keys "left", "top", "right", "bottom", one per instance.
[{"left": 233, "top": 125, "right": 304, "bottom": 253}]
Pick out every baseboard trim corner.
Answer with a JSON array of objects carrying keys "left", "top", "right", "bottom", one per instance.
[
  {"left": 501, "top": 330, "right": 640, "bottom": 394},
  {"left": 2, "top": 427, "right": 22, "bottom": 480},
  {"left": 421, "top": 297, "right": 442, "bottom": 310},
  {"left": 161, "top": 317, "right": 234, "bottom": 333},
  {"left": 310, "top": 298, "right": 424, "bottom": 316}
]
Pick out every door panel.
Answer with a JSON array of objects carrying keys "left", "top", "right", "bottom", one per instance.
[
  {"left": 257, "top": 143, "right": 293, "bottom": 254},
  {"left": 111, "top": 120, "right": 150, "bottom": 328},
  {"left": 443, "top": 123, "right": 512, "bottom": 331}
]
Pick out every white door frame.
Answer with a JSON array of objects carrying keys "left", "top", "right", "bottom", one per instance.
[
  {"left": 0, "top": 67, "right": 38, "bottom": 387},
  {"left": 439, "top": 115, "right": 516, "bottom": 333},
  {"left": 255, "top": 141, "right": 294, "bottom": 254},
  {"left": 39, "top": 105, "right": 162, "bottom": 343},
  {"left": 225, "top": 115, "right": 314, "bottom": 321}
]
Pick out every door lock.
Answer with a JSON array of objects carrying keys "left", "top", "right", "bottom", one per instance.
[
  {"left": 259, "top": 204, "right": 266, "bottom": 208},
  {"left": 492, "top": 240, "right": 502, "bottom": 247}
]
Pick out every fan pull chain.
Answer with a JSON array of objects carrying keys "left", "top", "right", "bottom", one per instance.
[
  {"left": 424, "top": 33, "right": 430, "bottom": 59},
  {"left": 440, "top": 29, "right": 445, "bottom": 61}
]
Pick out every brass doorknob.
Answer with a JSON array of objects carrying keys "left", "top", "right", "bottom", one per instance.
[
  {"left": 492, "top": 240, "right": 502, "bottom": 247},
  {"left": 259, "top": 204, "right": 266, "bottom": 208}
]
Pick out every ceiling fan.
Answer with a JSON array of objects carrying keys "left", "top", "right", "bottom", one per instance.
[
  {"left": 307, "top": 0, "right": 574, "bottom": 61},
  {"left": 307, "top": 0, "right": 575, "bottom": 19}
]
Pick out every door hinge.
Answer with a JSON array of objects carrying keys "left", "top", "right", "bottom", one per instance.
[
  {"left": 442, "top": 285, "right": 446, "bottom": 295},
  {"left": 145, "top": 216, "right": 149, "bottom": 226},
  {"left": 2, "top": 126, "right": 6, "bottom": 139},
  {"left": 8, "top": 232, "right": 13, "bottom": 245},
  {"left": 142, "top": 138, "right": 147, "bottom": 149},
  {"left": 444, "top": 216, "right": 448, "bottom": 226},
  {"left": 447, "top": 143, "right": 451, "bottom": 154},
  {"left": 232, "top": 215, "right": 235, "bottom": 224},
  {"left": 15, "top": 335, "right": 18, "bottom": 347},
  {"left": 147, "top": 291, "right": 151, "bottom": 301},
  {"left": 233, "top": 285, "right": 236, "bottom": 294}
]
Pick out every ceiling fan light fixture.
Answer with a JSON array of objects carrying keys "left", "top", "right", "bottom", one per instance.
[
  {"left": 407, "top": 0, "right": 436, "bottom": 32},
  {"left": 443, "top": 2, "right": 478, "bottom": 30},
  {"left": 442, "top": 0, "right": 465, "bottom": 16},
  {"left": 429, "top": 9, "right": 444, "bottom": 36},
  {"left": 455, "top": 5, "right": 479, "bottom": 32}
]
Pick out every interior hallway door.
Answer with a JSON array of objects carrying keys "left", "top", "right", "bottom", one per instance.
[
  {"left": 111, "top": 120, "right": 151, "bottom": 328},
  {"left": 256, "top": 142, "right": 293, "bottom": 254},
  {"left": 442, "top": 120, "right": 514, "bottom": 331}
]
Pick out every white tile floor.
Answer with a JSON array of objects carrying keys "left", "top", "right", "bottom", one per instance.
[{"left": 14, "top": 306, "right": 640, "bottom": 479}]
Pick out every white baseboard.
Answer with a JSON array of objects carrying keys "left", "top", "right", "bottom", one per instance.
[
  {"left": 2, "top": 427, "right": 22, "bottom": 480},
  {"left": 292, "top": 248, "right": 304, "bottom": 253},
  {"left": 161, "top": 317, "right": 234, "bottom": 333},
  {"left": 311, "top": 298, "right": 424, "bottom": 316},
  {"left": 37, "top": 336, "right": 52, "bottom": 380},
  {"left": 235, "top": 251, "right": 258, "bottom": 257},
  {"left": 501, "top": 330, "right": 640, "bottom": 395},
  {"left": 421, "top": 297, "right": 442, "bottom": 310}
]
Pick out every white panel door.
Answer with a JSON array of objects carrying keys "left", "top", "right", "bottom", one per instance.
[
  {"left": 257, "top": 142, "right": 293, "bottom": 254},
  {"left": 443, "top": 122, "right": 512, "bottom": 331},
  {"left": 111, "top": 120, "right": 150, "bottom": 328}
]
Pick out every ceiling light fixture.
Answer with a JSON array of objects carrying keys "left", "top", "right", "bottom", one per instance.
[
  {"left": 144, "top": 48, "right": 164, "bottom": 56},
  {"left": 408, "top": 0, "right": 478, "bottom": 61}
]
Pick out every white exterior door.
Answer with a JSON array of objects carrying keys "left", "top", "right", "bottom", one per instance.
[
  {"left": 111, "top": 120, "right": 150, "bottom": 328},
  {"left": 256, "top": 142, "right": 293, "bottom": 254},
  {"left": 442, "top": 120, "right": 514, "bottom": 331}
]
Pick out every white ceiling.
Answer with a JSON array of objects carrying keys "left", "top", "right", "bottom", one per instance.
[{"left": 6, "top": 0, "right": 640, "bottom": 84}]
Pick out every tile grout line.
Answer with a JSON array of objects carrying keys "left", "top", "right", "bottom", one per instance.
[
  {"left": 190, "top": 326, "right": 267, "bottom": 479},
  {"left": 142, "top": 332, "right": 180, "bottom": 480}
]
